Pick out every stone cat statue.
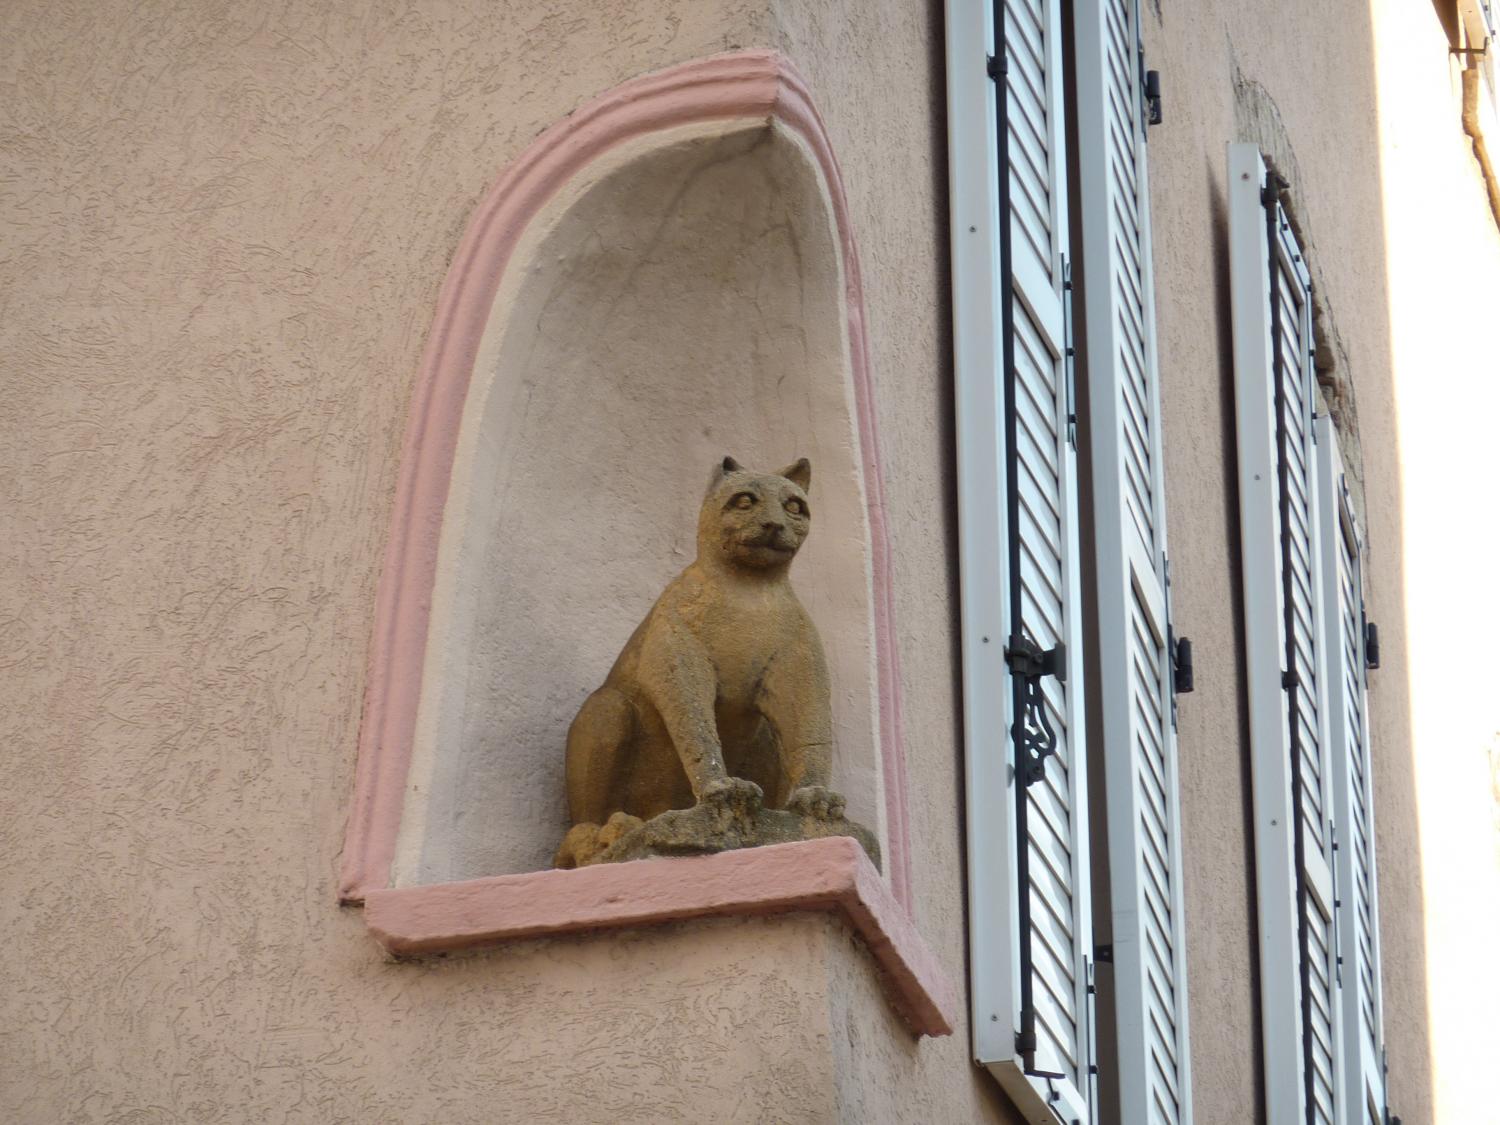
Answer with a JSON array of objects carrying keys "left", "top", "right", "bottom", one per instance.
[{"left": 553, "top": 456, "right": 877, "bottom": 869}]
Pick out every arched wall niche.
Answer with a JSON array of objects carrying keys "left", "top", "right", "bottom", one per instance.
[
  {"left": 341, "top": 52, "right": 916, "bottom": 925},
  {"left": 399, "top": 117, "right": 891, "bottom": 885}
]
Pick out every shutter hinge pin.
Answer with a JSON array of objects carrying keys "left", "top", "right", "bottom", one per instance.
[
  {"left": 1365, "top": 620, "right": 1381, "bottom": 670},
  {"left": 1260, "top": 172, "right": 1289, "bottom": 209},
  {"left": 986, "top": 53, "right": 1006, "bottom": 80},
  {"left": 1172, "top": 632, "right": 1195, "bottom": 695},
  {"left": 1005, "top": 636, "right": 1067, "bottom": 681},
  {"left": 1137, "top": 47, "right": 1163, "bottom": 126},
  {"left": 1016, "top": 1017, "right": 1065, "bottom": 1081},
  {"left": 1015, "top": 1020, "right": 1037, "bottom": 1072}
]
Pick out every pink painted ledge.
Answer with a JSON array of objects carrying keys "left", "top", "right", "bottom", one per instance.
[
  {"left": 364, "top": 836, "right": 956, "bottom": 1038},
  {"left": 341, "top": 50, "right": 951, "bottom": 1038}
]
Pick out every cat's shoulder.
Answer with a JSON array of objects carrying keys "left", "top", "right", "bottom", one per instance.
[{"left": 642, "top": 562, "right": 714, "bottom": 621}]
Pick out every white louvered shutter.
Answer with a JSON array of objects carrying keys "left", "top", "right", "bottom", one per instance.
[
  {"left": 1074, "top": 2, "right": 1192, "bottom": 1121},
  {"left": 948, "top": 0, "right": 1094, "bottom": 1120},
  {"left": 1315, "top": 416, "right": 1387, "bottom": 1125},
  {"left": 1228, "top": 144, "right": 1345, "bottom": 1125}
]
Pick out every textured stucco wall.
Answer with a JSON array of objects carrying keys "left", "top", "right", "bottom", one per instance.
[
  {"left": 0, "top": 1, "right": 877, "bottom": 1121},
  {"left": 0, "top": 1, "right": 1013, "bottom": 1122},
  {"left": 7, "top": 0, "right": 1485, "bottom": 1121}
]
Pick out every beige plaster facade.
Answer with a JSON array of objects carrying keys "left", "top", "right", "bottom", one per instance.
[{"left": 2, "top": 2, "right": 1495, "bottom": 1124}]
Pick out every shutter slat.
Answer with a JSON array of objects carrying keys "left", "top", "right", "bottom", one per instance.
[
  {"left": 1005, "top": 0, "right": 1056, "bottom": 288},
  {"left": 1020, "top": 536, "right": 1064, "bottom": 619},
  {"left": 1006, "top": 0, "right": 1048, "bottom": 60},
  {"left": 1018, "top": 436, "right": 1063, "bottom": 524},
  {"left": 1114, "top": 243, "right": 1147, "bottom": 329},
  {"left": 1308, "top": 905, "right": 1338, "bottom": 1125},
  {"left": 1016, "top": 353, "right": 1062, "bottom": 438},
  {"left": 1007, "top": 39, "right": 1050, "bottom": 129},
  {"left": 1120, "top": 372, "right": 1153, "bottom": 478}
]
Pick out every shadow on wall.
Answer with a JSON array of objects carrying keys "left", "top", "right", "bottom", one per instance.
[{"left": 392, "top": 120, "right": 885, "bottom": 884}]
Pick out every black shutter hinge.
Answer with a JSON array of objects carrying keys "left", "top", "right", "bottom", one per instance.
[
  {"left": 1137, "top": 45, "right": 1163, "bottom": 126},
  {"left": 1144, "top": 69, "right": 1163, "bottom": 125},
  {"left": 1007, "top": 636, "right": 1066, "bottom": 787},
  {"left": 1383, "top": 1048, "right": 1395, "bottom": 1125},
  {"left": 1260, "top": 172, "right": 1290, "bottom": 210},
  {"left": 1006, "top": 635, "right": 1067, "bottom": 681},
  {"left": 1015, "top": 1021, "right": 1036, "bottom": 1058},
  {"left": 1365, "top": 620, "right": 1381, "bottom": 670},
  {"left": 987, "top": 53, "right": 1006, "bottom": 80},
  {"left": 1015, "top": 1019, "right": 1065, "bottom": 1081},
  {"left": 1170, "top": 630, "right": 1194, "bottom": 694}
]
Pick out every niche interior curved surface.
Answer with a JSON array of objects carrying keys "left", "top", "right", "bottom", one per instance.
[{"left": 341, "top": 52, "right": 916, "bottom": 927}]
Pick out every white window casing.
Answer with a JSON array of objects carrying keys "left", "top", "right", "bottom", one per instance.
[
  {"left": 1074, "top": 1, "right": 1193, "bottom": 1121},
  {"left": 1228, "top": 143, "right": 1346, "bottom": 1125},
  {"left": 1315, "top": 416, "right": 1388, "bottom": 1125},
  {"left": 948, "top": 0, "right": 1095, "bottom": 1119}
]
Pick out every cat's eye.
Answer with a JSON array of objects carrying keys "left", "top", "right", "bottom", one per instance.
[
  {"left": 784, "top": 498, "right": 808, "bottom": 517},
  {"left": 729, "top": 492, "right": 757, "bottom": 510}
]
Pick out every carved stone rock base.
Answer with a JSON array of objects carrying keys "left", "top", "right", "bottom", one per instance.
[{"left": 555, "top": 802, "right": 881, "bottom": 871}]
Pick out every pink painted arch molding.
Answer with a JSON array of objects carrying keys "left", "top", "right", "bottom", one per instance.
[{"left": 338, "top": 50, "right": 949, "bottom": 1034}]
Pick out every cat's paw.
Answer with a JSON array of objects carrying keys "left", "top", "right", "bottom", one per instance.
[
  {"left": 697, "top": 776, "right": 764, "bottom": 836},
  {"left": 553, "top": 822, "right": 602, "bottom": 868},
  {"left": 597, "top": 811, "right": 645, "bottom": 849},
  {"left": 701, "top": 776, "right": 765, "bottom": 816},
  {"left": 699, "top": 774, "right": 762, "bottom": 822},
  {"left": 786, "top": 785, "right": 847, "bottom": 822}
]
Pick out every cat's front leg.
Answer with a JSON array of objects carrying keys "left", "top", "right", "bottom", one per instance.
[
  {"left": 638, "top": 616, "right": 761, "bottom": 811},
  {"left": 760, "top": 631, "right": 840, "bottom": 818}
]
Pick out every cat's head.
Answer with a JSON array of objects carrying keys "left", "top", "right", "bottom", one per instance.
[{"left": 697, "top": 456, "right": 812, "bottom": 572}]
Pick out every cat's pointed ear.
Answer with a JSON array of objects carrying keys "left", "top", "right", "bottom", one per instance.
[
  {"left": 708, "top": 455, "right": 743, "bottom": 492},
  {"left": 779, "top": 458, "right": 812, "bottom": 490}
]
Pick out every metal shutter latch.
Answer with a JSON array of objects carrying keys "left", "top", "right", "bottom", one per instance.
[{"left": 1006, "top": 637, "right": 1067, "bottom": 786}]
